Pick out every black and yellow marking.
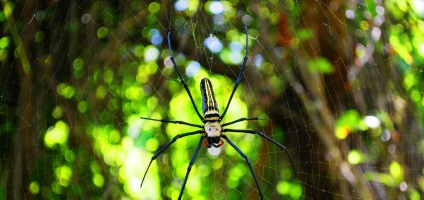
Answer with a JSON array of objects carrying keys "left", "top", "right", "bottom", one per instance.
[{"left": 200, "top": 78, "right": 220, "bottom": 121}]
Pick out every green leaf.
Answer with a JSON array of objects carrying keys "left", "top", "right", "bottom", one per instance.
[
  {"left": 335, "top": 110, "right": 361, "bottom": 139},
  {"left": 307, "top": 57, "right": 334, "bottom": 74},
  {"left": 390, "top": 161, "right": 403, "bottom": 180},
  {"left": 347, "top": 149, "right": 364, "bottom": 164},
  {"left": 296, "top": 28, "right": 313, "bottom": 42},
  {"left": 97, "top": 27, "right": 109, "bottom": 39},
  {"left": 0, "top": 37, "right": 10, "bottom": 49}
]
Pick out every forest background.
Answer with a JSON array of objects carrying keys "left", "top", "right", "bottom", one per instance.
[{"left": 1, "top": 0, "right": 424, "bottom": 199}]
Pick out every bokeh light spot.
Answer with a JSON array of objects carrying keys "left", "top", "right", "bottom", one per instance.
[
  {"left": 364, "top": 116, "right": 380, "bottom": 128},
  {"left": 97, "top": 27, "right": 108, "bottom": 39},
  {"left": 186, "top": 61, "right": 201, "bottom": 77},
  {"left": 207, "top": 146, "right": 221, "bottom": 156},
  {"left": 209, "top": 1, "right": 224, "bottom": 15},
  {"left": 29, "top": 181, "right": 40, "bottom": 194},
  {"left": 175, "top": 0, "right": 189, "bottom": 11},
  {"left": 204, "top": 36, "right": 223, "bottom": 53}
]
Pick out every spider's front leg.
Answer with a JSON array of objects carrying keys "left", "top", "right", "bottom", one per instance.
[{"left": 140, "top": 130, "right": 204, "bottom": 188}]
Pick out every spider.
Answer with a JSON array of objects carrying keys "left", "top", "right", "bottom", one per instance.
[{"left": 140, "top": 26, "right": 296, "bottom": 199}]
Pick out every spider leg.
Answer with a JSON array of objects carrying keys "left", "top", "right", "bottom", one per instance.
[
  {"left": 221, "top": 26, "right": 249, "bottom": 120},
  {"left": 167, "top": 32, "right": 204, "bottom": 121},
  {"left": 221, "top": 135, "right": 263, "bottom": 199},
  {"left": 140, "top": 130, "right": 203, "bottom": 188},
  {"left": 178, "top": 135, "right": 206, "bottom": 200},
  {"left": 140, "top": 117, "right": 203, "bottom": 128},
  {"left": 222, "top": 128, "right": 297, "bottom": 177},
  {"left": 221, "top": 117, "right": 269, "bottom": 127}
]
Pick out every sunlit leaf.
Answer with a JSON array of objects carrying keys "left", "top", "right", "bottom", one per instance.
[
  {"left": 78, "top": 101, "right": 88, "bottom": 113},
  {"left": 52, "top": 106, "right": 63, "bottom": 119},
  {"left": 277, "top": 181, "right": 291, "bottom": 195},
  {"left": 364, "top": 171, "right": 397, "bottom": 186},
  {"left": 57, "top": 83, "right": 76, "bottom": 99},
  {"left": 409, "top": 188, "right": 421, "bottom": 200},
  {"left": 97, "top": 27, "right": 108, "bottom": 39},
  {"left": 44, "top": 120, "right": 70, "bottom": 148},
  {"left": 290, "top": 184, "right": 302, "bottom": 199},
  {"left": 390, "top": 161, "right": 403, "bottom": 180},
  {"left": 307, "top": 57, "right": 334, "bottom": 74},
  {"left": 134, "top": 45, "right": 144, "bottom": 57},
  {"left": 296, "top": 28, "right": 313, "bottom": 42},
  {"left": 335, "top": 110, "right": 361, "bottom": 139},
  {"left": 403, "top": 71, "right": 418, "bottom": 90},
  {"left": 347, "top": 149, "right": 364, "bottom": 164},
  {"left": 92, "top": 174, "right": 104, "bottom": 187},
  {"left": 148, "top": 2, "right": 161, "bottom": 13},
  {"left": 55, "top": 165, "right": 72, "bottom": 186},
  {"left": 146, "top": 138, "right": 159, "bottom": 151},
  {"left": 0, "top": 37, "right": 10, "bottom": 48},
  {"left": 73, "top": 58, "right": 83, "bottom": 70},
  {"left": 29, "top": 181, "right": 40, "bottom": 194}
]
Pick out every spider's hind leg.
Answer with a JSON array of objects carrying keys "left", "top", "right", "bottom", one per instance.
[
  {"left": 221, "top": 135, "right": 264, "bottom": 199},
  {"left": 178, "top": 135, "right": 206, "bottom": 199},
  {"left": 222, "top": 128, "right": 297, "bottom": 177}
]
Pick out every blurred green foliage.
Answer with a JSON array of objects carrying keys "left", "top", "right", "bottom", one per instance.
[{"left": 1, "top": 0, "right": 423, "bottom": 199}]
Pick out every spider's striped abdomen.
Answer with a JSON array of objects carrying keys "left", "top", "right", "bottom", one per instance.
[{"left": 200, "top": 78, "right": 220, "bottom": 121}]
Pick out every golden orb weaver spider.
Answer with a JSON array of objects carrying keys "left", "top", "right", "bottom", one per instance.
[{"left": 140, "top": 26, "right": 296, "bottom": 199}]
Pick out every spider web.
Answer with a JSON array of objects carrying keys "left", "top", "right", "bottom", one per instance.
[{"left": 1, "top": 0, "right": 423, "bottom": 199}]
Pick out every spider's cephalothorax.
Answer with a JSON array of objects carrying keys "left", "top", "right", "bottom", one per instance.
[
  {"left": 200, "top": 78, "right": 224, "bottom": 148},
  {"left": 140, "top": 26, "right": 296, "bottom": 200}
]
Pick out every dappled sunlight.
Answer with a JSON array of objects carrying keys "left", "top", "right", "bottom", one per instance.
[
  {"left": 2, "top": 0, "right": 424, "bottom": 199},
  {"left": 44, "top": 121, "right": 69, "bottom": 148}
]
